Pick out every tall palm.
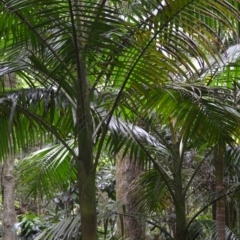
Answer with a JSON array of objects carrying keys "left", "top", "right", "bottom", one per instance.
[
  {"left": 0, "top": 0, "right": 240, "bottom": 239},
  {"left": 15, "top": 83, "right": 240, "bottom": 239},
  {"left": 127, "top": 85, "right": 240, "bottom": 239}
]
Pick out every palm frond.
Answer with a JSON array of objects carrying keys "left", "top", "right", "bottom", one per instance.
[
  {"left": 187, "top": 220, "right": 240, "bottom": 240},
  {"left": 34, "top": 215, "right": 81, "bottom": 240},
  {"left": 0, "top": 88, "right": 75, "bottom": 159},
  {"left": 16, "top": 139, "right": 76, "bottom": 199},
  {"left": 139, "top": 84, "right": 240, "bottom": 145},
  {"left": 130, "top": 169, "right": 172, "bottom": 214}
]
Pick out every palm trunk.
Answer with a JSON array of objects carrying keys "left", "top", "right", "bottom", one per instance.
[
  {"left": 2, "top": 156, "right": 16, "bottom": 240},
  {"left": 170, "top": 120, "right": 187, "bottom": 240},
  {"left": 175, "top": 192, "right": 187, "bottom": 240},
  {"left": 75, "top": 71, "right": 97, "bottom": 240},
  {"left": 214, "top": 143, "right": 226, "bottom": 240},
  {"left": 212, "top": 201, "right": 216, "bottom": 220},
  {"left": 77, "top": 162, "right": 96, "bottom": 240},
  {"left": 173, "top": 163, "right": 187, "bottom": 240},
  {"left": 70, "top": 0, "right": 97, "bottom": 237},
  {"left": 116, "top": 153, "right": 145, "bottom": 240}
]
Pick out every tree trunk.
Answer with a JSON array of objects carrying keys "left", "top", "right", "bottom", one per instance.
[
  {"left": 116, "top": 153, "right": 145, "bottom": 240},
  {"left": 170, "top": 120, "right": 187, "bottom": 240},
  {"left": 2, "top": 73, "right": 17, "bottom": 240},
  {"left": 72, "top": 0, "right": 97, "bottom": 235},
  {"left": 214, "top": 143, "right": 226, "bottom": 240},
  {"left": 2, "top": 156, "right": 16, "bottom": 240},
  {"left": 73, "top": 39, "right": 97, "bottom": 238},
  {"left": 77, "top": 162, "right": 96, "bottom": 240},
  {"left": 76, "top": 71, "right": 97, "bottom": 240},
  {"left": 212, "top": 201, "right": 216, "bottom": 220},
  {"left": 175, "top": 192, "right": 187, "bottom": 240},
  {"left": 173, "top": 164, "right": 187, "bottom": 240}
]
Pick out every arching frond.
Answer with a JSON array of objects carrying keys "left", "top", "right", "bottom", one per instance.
[
  {"left": 187, "top": 220, "right": 240, "bottom": 240},
  {"left": 34, "top": 215, "right": 81, "bottom": 240},
  {"left": 16, "top": 139, "right": 76, "bottom": 199},
  {"left": 0, "top": 88, "right": 75, "bottom": 160}
]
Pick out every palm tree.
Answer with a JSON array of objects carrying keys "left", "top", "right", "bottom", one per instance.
[
  {"left": 129, "top": 83, "right": 240, "bottom": 238},
  {"left": 1, "top": 0, "right": 240, "bottom": 239}
]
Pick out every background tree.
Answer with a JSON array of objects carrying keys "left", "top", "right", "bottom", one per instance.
[{"left": 2, "top": 73, "right": 17, "bottom": 240}]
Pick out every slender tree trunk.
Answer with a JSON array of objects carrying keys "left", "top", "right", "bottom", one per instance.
[
  {"left": 2, "top": 156, "right": 16, "bottom": 240},
  {"left": 170, "top": 119, "right": 187, "bottom": 240},
  {"left": 212, "top": 201, "right": 216, "bottom": 220},
  {"left": 71, "top": 0, "right": 97, "bottom": 237},
  {"left": 225, "top": 203, "right": 230, "bottom": 228},
  {"left": 2, "top": 73, "right": 17, "bottom": 240},
  {"left": 175, "top": 195, "right": 187, "bottom": 239},
  {"left": 75, "top": 61, "right": 97, "bottom": 240},
  {"left": 236, "top": 202, "right": 240, "bottom": 235},
  {"left": 77, "top": 162, "right": 96, "bottom": 240},
  {"left": 214, "top": 142, "right": 226, "bottom": 240},
  {"left": 116, "top": 153, "right": 145, "bottom": 240},
  {"left": 173, "top": 164, "right": 187, "bottom": 240}
]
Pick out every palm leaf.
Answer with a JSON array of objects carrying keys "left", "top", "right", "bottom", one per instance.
[
  {"left": 130, "top": 169, "right": 172, "bottom": 214},
  {"left": 187, "top": 220, "right": 240, "bottom": 240},
  {"left": 34, "top": 215, "right": 81, "bottom": 240},
  {"left": 0, "top": 88, "right": 75, "bottom": 159},
  {"left": 16, "top": 139, "right": 76, "bottom": 199}
]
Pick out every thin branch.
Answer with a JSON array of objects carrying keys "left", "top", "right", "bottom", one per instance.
[
  {"left": 183, "top": 146, "right": 214, "bottom": 196},
  {"left": 131, "top": 132, "right": 177, "bottom": 205},
  {"left": 186, "top": 186, "right": 240, "bottom": 231},
  {"left": 96, "top": 184, "right": 108, "bottom": 203}
]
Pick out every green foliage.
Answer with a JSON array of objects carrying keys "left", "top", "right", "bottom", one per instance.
[
  {"left": 1, "top": 0, "right": 240, "bottom": 239},
  {"left": 18, "top": 212, "right": 43, "bottom": 239}
]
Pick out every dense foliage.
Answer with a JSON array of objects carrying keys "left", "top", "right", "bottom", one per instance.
[{"left": 1, "top": 0, "right": 240, "bottom": 239}]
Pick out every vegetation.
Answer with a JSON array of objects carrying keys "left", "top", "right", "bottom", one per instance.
[{"left": 1, "top": 0, "right": 240, "bottom": 239}]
